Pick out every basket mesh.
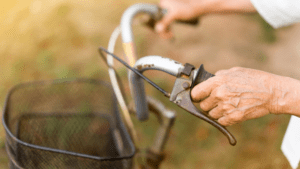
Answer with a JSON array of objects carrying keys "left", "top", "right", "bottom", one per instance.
[{"left": 3, "top": 79, "right": 135, "bottom": 169}]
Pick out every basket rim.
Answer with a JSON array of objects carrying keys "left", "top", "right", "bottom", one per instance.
[{"left": 2, "top": 78, "right": 136, "bottom": 161}]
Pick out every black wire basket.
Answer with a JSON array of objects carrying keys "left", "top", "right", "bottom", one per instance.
[{"left": 2, "top": 78, "right": 135, "bottom": 169}]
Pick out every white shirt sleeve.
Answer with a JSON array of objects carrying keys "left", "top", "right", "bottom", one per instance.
[
  {"left": 250, "top": 0, "right": 300, "bottom": 28},
  {"left": 281, "top": 116, "right": 300, "bottom": 169}
]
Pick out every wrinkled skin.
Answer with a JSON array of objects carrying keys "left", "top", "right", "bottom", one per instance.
[
  {"left": 156, "top": 0, "right": 300, "bottom": 126},
  {"left": 191, "top": 67, "right": 300, "bottom": 126}
]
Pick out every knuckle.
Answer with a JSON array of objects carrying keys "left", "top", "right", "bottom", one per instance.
[
  {"left": 218, "top": 118, "right": 229, "bottom": 126},
  {"left": 228, "top": 112, "right": 244, "bottom": 122}
]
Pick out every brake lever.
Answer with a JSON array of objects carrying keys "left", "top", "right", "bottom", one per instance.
[
  {"left": 170, "top": 64, "right": 236, "bottom": 146},
  {"left": 99, "top": 47, "right": 236, "bottom": 146}
]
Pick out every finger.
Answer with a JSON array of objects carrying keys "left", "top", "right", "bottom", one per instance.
[
  {"left": 155, "top": 14, "right": 176, "bottom": 39},
  {"left": 155, "top": 0, "right": 177, "bottom": 38},
  {"left": 218, "top": 116, "right": 235, "bottom": 126},
  {"left": 199, "top": 96, "right": 218, "bottom": 111},
  {"left": 191, "top": 78, "right": 219, "bottom": 102},
  {"left": 207, "top": 106, "right": 224, "bottom": 119},
  {"left": 208, "top": 104, "right": 235, "bottom": 119},
  {"left": 218, "top": 110, "right": 244, "bottom": 126}
]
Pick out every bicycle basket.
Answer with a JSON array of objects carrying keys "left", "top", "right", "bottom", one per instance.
[{"left": 2, "top": 78, "right": 135, "bottom": 169}]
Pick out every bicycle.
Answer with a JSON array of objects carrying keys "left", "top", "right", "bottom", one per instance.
[{"left": 3, "top": 3, "right": 236, "bottom": 169}]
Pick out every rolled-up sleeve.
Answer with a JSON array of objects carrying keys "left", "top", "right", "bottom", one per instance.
[{"left": 250, "top": 0, "right": 300, "bottom": 28}]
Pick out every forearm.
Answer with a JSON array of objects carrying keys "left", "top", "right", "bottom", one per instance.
[{"left": 195, "top": 0, "right": 257, "bottom": 15}]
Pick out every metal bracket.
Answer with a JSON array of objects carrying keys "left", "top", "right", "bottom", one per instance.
[
  {"left": 181, "top": 63, "right": 195, "bottom": 76},
  {"left": 170, "top": 70, "right": 194, "bottom": 102}
]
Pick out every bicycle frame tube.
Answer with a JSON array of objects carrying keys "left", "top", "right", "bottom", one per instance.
[{"left": 145, "top": 96, "right": 175, "bottom": 169}]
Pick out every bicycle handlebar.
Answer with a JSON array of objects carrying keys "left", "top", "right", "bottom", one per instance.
[
  {"left": 121, "top": 3, "right": 199, "bottom": 121},
  {"left": 130, "top": 56, "right": 188, "bottom": 121},
  {"left": 121, "top": 4, "right": 161, "bottom": 43},
  {"left": 121, "top": 3, "right": 199, "bottom": 67},
  {"left": 121, "top": 4, "right": 161, "bottom": 67}
]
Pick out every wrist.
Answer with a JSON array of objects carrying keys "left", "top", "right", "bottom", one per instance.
[{"left": 269, "top": 76, "right": 300, "bottom": 116}]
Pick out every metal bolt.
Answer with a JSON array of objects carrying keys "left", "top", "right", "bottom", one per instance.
[
  {"left": 182, "top": 82, "right": 190, "bottom": 89},
  {"left": 175, "top": 100, "right": 181, "bottom": 104}
]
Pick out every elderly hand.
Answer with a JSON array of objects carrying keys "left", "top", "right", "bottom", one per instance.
[
  {"left": 191, "top": 67, "right": 293, "bottom": 126},
  {"left": 155, "top": 0, "right": 256, "bottom": 39}
]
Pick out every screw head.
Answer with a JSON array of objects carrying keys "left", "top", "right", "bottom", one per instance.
[
  {"left": 182, "top": 82, "right": 190, "bottom": 89},
  {"left": 175, "top": 99, "right": 181, "bottom": 104}
]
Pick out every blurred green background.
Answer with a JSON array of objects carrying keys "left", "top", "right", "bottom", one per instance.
[{"left": 0, "top": 0, "right": 300, "bottom": 168}]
